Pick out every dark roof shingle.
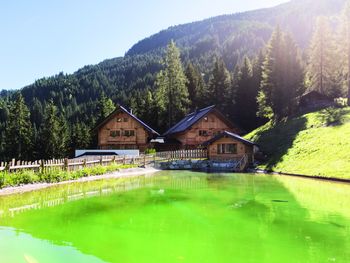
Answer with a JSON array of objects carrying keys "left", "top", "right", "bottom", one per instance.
[
  {"left": 163, "top": 105, "right": 218, "bottom": 136},
  {"left": 93, "top": 105, "right": 160, "bottom": 135},
  {"left": 201, "top": 131, "right": 257, "bottom": 147}
]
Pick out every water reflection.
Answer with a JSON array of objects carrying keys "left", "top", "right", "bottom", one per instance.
[{"left": 0, "top": 171, "right": 349, "bottom": 263}]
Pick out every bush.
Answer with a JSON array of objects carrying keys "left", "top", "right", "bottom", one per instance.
[
  {"left": 3, "top": 170, "right": 39, "bottom": 186},
  {"left": 0, "top": 163, "right": 138, "bottom": 189},
  {"left": 145, "top": 148, "right": 156, "bottom": 155}
]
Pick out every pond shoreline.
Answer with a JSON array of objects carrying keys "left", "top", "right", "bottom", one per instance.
[
  {"left": 0, "top": 167, "right": 161, "bottom": 196},
  {"left": 251, "top": 169, "right": 350, "bottom": 184}
]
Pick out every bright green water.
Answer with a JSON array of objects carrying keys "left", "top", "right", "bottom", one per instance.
[{"left": 0, "top": 171, "right": 350, "bottom": 263}]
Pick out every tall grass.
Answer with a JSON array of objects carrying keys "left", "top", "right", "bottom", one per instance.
[{"left": 0, "top": 164, "right": 136, "bottom": 189}]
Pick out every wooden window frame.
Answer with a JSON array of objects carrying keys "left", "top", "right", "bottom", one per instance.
[
  {"left": 199, "top": 130, "right": 209, "bottom": 137},
  {"left": 217, "top": 143, "right": 237, "bottom": 154},
  {"left": 123, "top": 130, "right": 135, "bottom": 137},
  {"left": 110, "top": 130, "right": 121, "bottom": 138}
]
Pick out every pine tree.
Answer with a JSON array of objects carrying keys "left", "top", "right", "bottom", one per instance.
[
  {"left": 208, "top": 57, "right": 231, "bottom": 114},
  {"left": 155, "top": 40, "right": 189, "bottom": 128},
  {"left": 185, "top": 63, "right": 206, "bottom": 110},
  {"left": 258, "top": 27, "right": 304, "bottom": 121},
  {"left": 40, "top": 101, "right": 69, "bottom": 159},
  {"left": 235, "top": 56, "right": 259, "bottom": 130},
  {"left": 71, "top": 123, "right": 91, "bottom": 150},
  {"left": 4, "top": 93, "right": 33, "bottom": 160},
  {"left": 96, "top": 92, "right": 115, "bottom": 124},
  {"left": 284, "top": 34, "right": 305, "bottom": 114},
  {"left": 258, "top": 27, "right": 284, "bottom": 120},
  {"left": 307, "top": 17, "right": 341, "bottom": 97},
  {"left": 339, "top": 1, "right": 350, "bottom": 105}
]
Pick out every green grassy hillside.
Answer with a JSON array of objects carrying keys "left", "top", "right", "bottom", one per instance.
[{"left": 246, "top": 107, "right": 350, "bottom": 179}]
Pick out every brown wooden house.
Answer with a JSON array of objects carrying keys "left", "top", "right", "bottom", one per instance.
[
  {"left": 93, "top": 105, "right": 159, "bottom": 152},
  {"left": 300, "top": 91, "right": 335, "bottom": 112},
  {"left": 202, "top": 131, "right": 257, "bottom": 163},
  {"left": 162, "top": 105, "right": 242, "bottom": 150}
]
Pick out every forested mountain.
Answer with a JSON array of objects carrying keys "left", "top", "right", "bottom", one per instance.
[{"left": 0, "top": 0, "right": 349, "bottom": 161}]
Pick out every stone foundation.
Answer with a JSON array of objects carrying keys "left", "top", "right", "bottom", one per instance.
[{"left": 157, "top": 160, "right": 241, "bottom": 172}]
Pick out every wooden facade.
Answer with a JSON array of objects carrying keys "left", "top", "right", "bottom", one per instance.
[
  {"left": 300, "top": 91, "right": 335, "bottom": 112},
  {"left": 163, "top": 106, "right": 241, "bottom": 149},
  {"left": 202, "top": 131, "right": 256, "bottom": 163},
  {"left": 94, "top": 106, "right": 159, "bottom": 152}
]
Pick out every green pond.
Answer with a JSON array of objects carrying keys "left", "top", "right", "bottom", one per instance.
[{"left": 0, "top": 171, "right": 350, "bottom": 263}]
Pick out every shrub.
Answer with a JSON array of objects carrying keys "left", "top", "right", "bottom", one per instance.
[
  {"left": 0, "top": 163, "right": 138, "bottom": 189},
  {"left": 3, "top": 170, "right": 40, "bottom": 186},
  {"left": 145, "top": 148, "right": 156, "bottom": 155}
]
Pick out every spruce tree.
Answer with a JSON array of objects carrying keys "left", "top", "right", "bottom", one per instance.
[
  {"left": 96, "top": 92, "right": 115, "bottom": 124},
  {"left": 258, "top": 27, "right": 304, "bottom": 121},
  {"left": 4, "top": 93, "right": 33, "bottom": 160},
  {"left": 284, "top": 34, "right": 305, "bottom": 114},
  {"left": 235, "top": 56, "right": 259, "bottom": 130},
  {"left": 307, "top": 17, "right": 341, "bottom": 97},
  {"left": 208, "top": 57, "right": 231, "bottom": 114},
  {"left": 185, "top": 63, "right": 206, "bottom": 110},
  {"left": 40, "top": 101, "right": 69, "bottom": 159},
  {"left": 155, "top": 40, "right": 189, "bottom": 128},
  {"left": 71, "top": 123, "right": 91, "bottom": 150}
]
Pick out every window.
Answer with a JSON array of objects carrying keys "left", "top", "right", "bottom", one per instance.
[
  {"left": 217, "top": 144, "right": 237, "bottom": 154},
  {"left": 199, "top": 130, "right": 209, "bottom": 137},
  {"left": 204, "top": 117, "right": 208, "bottom": 122},
  {"left": 123, "top": 130, "right": 135, "bottom": 137},
  {"left": 116, "top": 118, "right": 123, "bottom": 122},
  {"left": 110, "top": 130, "right": 121, "bottom": 137}
]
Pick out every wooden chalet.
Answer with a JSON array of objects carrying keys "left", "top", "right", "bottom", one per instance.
[
  {"left": 93, "top": 105, "right": 159, "bottom": 152},
  {"left": 201, "top": 131, "right": 257, "bottom": 163},
  {"left": 300, "top": 91, "right": 335, "bottom": 112},
  {"left": 162, "top": 105, "right": 242, "bottom": 150}
]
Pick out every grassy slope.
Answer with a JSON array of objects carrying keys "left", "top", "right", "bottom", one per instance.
[{"left": 246, "top": 107, "right": 350, "bottom": 179}]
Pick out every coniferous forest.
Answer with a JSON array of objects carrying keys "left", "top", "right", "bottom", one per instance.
[{"left": 0, "top": 0, "right": 350, "bottom": 161}]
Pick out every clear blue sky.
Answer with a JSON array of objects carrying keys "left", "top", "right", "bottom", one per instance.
[{"left": 0, "top": 0, "right": 288, "bottom": 90}]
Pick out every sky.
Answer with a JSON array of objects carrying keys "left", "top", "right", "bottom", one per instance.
[{"left": 0, "top": 0, "right": 288, "bottom": 90}]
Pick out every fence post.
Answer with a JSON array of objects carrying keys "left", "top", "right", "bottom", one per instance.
[
  {"left": 123, "top": 156, "right": 126, "bottom": 165},
  {"left": 100, "top": 156, "right": 103, "bottom": 166},
  {"left": 5, "top": 162, "right": 10, "bottom": 173},
  {"left": 144, "top": 155, "right": 146, "bottom": 167},
  {"left": 83, "top": 158, "right": 87, "bottom": 168},
  {"left": 40, "top": 160, "right": 45, "bottom": 174},
  {"left": 63, "top": 158, "right": 68, "bottom": 171}
]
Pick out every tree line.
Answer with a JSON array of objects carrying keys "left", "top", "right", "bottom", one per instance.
[{"left": 0, "top": 1, "right": 349, "bottom": 161}]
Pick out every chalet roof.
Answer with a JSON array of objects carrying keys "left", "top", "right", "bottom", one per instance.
[
  {"left": 163, "top": 105, "right": 239, "bottom": 136},
  {"left": 93, "top": 105, "right": 160, "bottom": 135},
  {"left": 301, "top": 91, "right": 333, "bottom": 101},
  {"left": 201, "top": 131, "right": 257, "bottom": 147}
]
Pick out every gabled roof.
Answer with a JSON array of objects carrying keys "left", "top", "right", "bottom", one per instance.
[
  {"left": 163, "top": 105, "right": 239, "bottom": 136},
  {"left": 201, "top": 131, "right": 257, "bottom": 147},
  {"left": 301, "top": 90, "right": 333, "bottom": 101},
  {"left": 93, "top": 105, "right": 160, "bottom": 135}
]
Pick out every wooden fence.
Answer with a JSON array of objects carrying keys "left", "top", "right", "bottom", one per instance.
[
  {"left": 0, "top": 149, "right": 249, "bottom": 174},
  {"left": 0, "top": 155, "right": 156, "bottom": 173},
  {"left": 155, "top": 149, "right": 208, "bottom": 161}
]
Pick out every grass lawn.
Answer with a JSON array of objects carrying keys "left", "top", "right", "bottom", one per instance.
[{"left": 246, "top": 107, "right": 350, "bottom": 179}]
